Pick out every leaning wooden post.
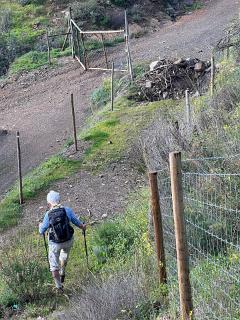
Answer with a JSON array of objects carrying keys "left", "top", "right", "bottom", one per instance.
[
  {"left": 185, "top": 89, "right": 191, "bottom": 127},
  {"left": 80, "top": 33, "right": 88, "bottom": 70},
  {"left": 169, "top": 152, "right": 193, "bottom": 320},
  {"left": 111, "top": 61, "right": 115, "bottom": 111},
  {"left": 46, "top": 30, "right": 51, "bottom": 65},
  {"left": 149, "top": 172, "right": 167, "bottom": 284},
  {"left": 62, "top": 26, "right": 71, "bottom": 51},
  {"left": 125, "top": 10, "right": 133, "bottom": 81},
  {"left": 16, "top": 131, "right": 23, "bottom": 205},
  {"left": 70, "top": 93, "right": 78, "bottom": 151},
  {"left": 101, "top": 34, "right": 109, "bottom": 69},
  {"left": 210, "top": 54, "right": 215, "bottom": 97}
]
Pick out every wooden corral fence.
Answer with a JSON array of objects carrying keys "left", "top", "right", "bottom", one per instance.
[{"left": 47, "top": 8, "right": 133, "bottom": 79}]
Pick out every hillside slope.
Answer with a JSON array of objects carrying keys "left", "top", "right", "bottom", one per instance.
[{"left": 0, "top": 0, "right": 238, "bottom": 198}]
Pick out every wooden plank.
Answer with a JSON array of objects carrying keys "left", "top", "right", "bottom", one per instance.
[
  {"left": 88, "top": 67, "right": 128, "bottom": 72},
  {"left": 75, "top": 55, "right": 86, "bottom": 70},
  {"left": 70, "top": 19, "right": 83, "bottom": 33}
]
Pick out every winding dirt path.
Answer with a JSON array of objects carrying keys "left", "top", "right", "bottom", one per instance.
[{"left": 0, "top": 0, "right": 239, "bottom": 197}]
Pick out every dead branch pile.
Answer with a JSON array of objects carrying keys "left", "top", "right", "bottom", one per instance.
[{"left": 135, "top": 58, "right": 211, "bottom": 101}]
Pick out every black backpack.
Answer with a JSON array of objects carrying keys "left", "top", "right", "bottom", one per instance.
[{"left": 48, "top": 207, "right": 74, "bottom": 243}]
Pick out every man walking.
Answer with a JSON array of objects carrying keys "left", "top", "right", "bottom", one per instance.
[{"left": 39, "top": 190, "right": 86, "bottom": 291}]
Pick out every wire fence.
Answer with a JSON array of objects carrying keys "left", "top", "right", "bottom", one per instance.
[{"left": 157, "top": 155, "right": 240, "bottom": 319}]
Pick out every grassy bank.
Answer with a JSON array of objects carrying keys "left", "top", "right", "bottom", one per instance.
[{"left": 0, "top": 92, "right": 174, "bottom": 231}]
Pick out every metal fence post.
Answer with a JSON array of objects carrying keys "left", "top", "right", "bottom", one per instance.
[
  {"left": 169, "top": 152, "right": 193, "bottom": 319},
  {"left": 149, "top": 172, "right": 167, "bottom": 284},
  {"left": 16, "top": 131, "right": 23, "bottom": 205}
]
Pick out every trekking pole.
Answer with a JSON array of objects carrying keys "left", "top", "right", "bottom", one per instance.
[
  {"left": 82, "top": 227, "right": 89, "bottom": 269},
  {"left": 43, "top": 233, "right": 50, "bottom": 271}
]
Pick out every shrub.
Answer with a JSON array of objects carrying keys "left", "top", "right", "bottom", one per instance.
[
  {"left": 91, "top": 221, "right": 136, "bottom": 264},
  {"left": 72, "top": 0, "right": 110, "bottom": 28},
  {"left": 110, "top": 0, "right": 131, "bottom": 7},
  {"left": 0, "top": 35, "right": 10, "bottom": 76},
  {"left": 91, "top": 79, "right": 111, "bottom": 109},
  {"left": 0, "top": 9, "right": 12, "bottom": 33},
  {"left": 0, "top": 232, "right": 52, "bottom": 307}
]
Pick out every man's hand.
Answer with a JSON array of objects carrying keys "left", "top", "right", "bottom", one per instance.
[{"left": 80, "top": 223, "right": 86, "bottom": 231}]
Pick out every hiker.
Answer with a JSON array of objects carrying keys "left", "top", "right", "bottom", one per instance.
[{"left": 39, "top": 190, "right": 86, "bottom": 291}]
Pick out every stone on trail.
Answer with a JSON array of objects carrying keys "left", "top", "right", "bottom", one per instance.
[
  {"left": 194, "top": 62, "right": 205, "bottom": 72},
  {"left": 150, "top": 61, "right": 161, "bottom": 71}
]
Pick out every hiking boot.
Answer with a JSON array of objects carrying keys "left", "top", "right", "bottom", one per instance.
[{"left": 60, "top": 274, "right": 65, "bottom": 284}]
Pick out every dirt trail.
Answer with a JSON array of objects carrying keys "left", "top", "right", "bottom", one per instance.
[{"left": 0, "top": 0, "right": 239, "bottom": 198}]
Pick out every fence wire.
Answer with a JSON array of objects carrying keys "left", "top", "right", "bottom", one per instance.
[{"left": 158, "top": 156, "right": 240, "bottom": 319}]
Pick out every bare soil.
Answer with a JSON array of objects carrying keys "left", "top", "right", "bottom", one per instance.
[{"left": 0, "top": 0, "right": 238, "bottom": 224}]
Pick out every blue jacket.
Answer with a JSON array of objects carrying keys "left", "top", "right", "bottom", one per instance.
[{"left": 39, "top": 206, "right": 82, "bottom": 235}]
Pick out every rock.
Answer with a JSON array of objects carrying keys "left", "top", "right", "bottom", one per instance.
[
  {"left": 101, "top": 213, "right": 108, "bottom": 219},
  {"left": 108, "top": 140, "right": 113, "bottom": 144},
  {"left": 162, "top": 92, "right": 168, "bottom": 99},
  {"left": 174, "top": 58, "right": 187, "bottom": 67},
  {"left": 150, "top": 61, "right": 161, "bottom": 71},
  {"left": 145, "top": 80, "right": 152, "bottom": 88},
  {"left": 194, "top": 62, "right": 205, "bottom": 72}
]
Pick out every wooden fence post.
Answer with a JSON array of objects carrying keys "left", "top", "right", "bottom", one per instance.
[
  {"left": 149, "top": 172, "right": 167, "bottom": 284},
  {"left": 46, "top": 30, "right": 51, "bottom": 65},
  {"left": 226, "top": 30, "right": 230, "bottom": 59},
  {"left": 69, "top": 7, "right": 75, "bottom": 58},
  {"left": 111, "top": 61, "right": 115, "bottom": 111},
  {"left": 169, "top": 152, "right": 193, "bottom": 320},
  {"left": 185, "top": 89, "right": 191, "bottom": 127},
  {"left": 125, "top": 10, "right": 133, "bottom": 81},
  {"left": 16, "top": 131, "right": 23, "bottom": 205},
  {"left": 70, "top": 93, "right": 78, "bottom": 151},
  {"left": 210, "top": 54, "right": 215, "bottom": 97}
]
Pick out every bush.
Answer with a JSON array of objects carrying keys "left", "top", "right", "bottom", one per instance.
[
  {"left": 0, "top": 9, "right": 12, "bottom": 33},
  {"left": 72, "top": 0, "right": 110, "bottom": 28},
  {"left": 18, "top": 0, "right": 46, "bottom": 6},
  {"left": 91, "top": 221, "right": 136, "bottom": 264},
  {"left": 0, "top": 35, "right": 10, "bottom": 76}
]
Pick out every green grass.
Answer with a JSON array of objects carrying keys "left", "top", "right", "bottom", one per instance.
[
  {"left": 0, "top": 92, "right": 173, "bottom": 231},
  {"left": 9, "top": 48, "right": 72, "bottom": 74},
  {"left": 0, "top": 187, "right": 153, "bottom": 318},
  {"left": 0, "top": 1, "right": 48, "bottom": 44},
  {"left": 81, "top": 96, "right": 175, "bottom": 170},
  {"left": 0, "top": 156, "right": 81, "bottom": 230}
]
